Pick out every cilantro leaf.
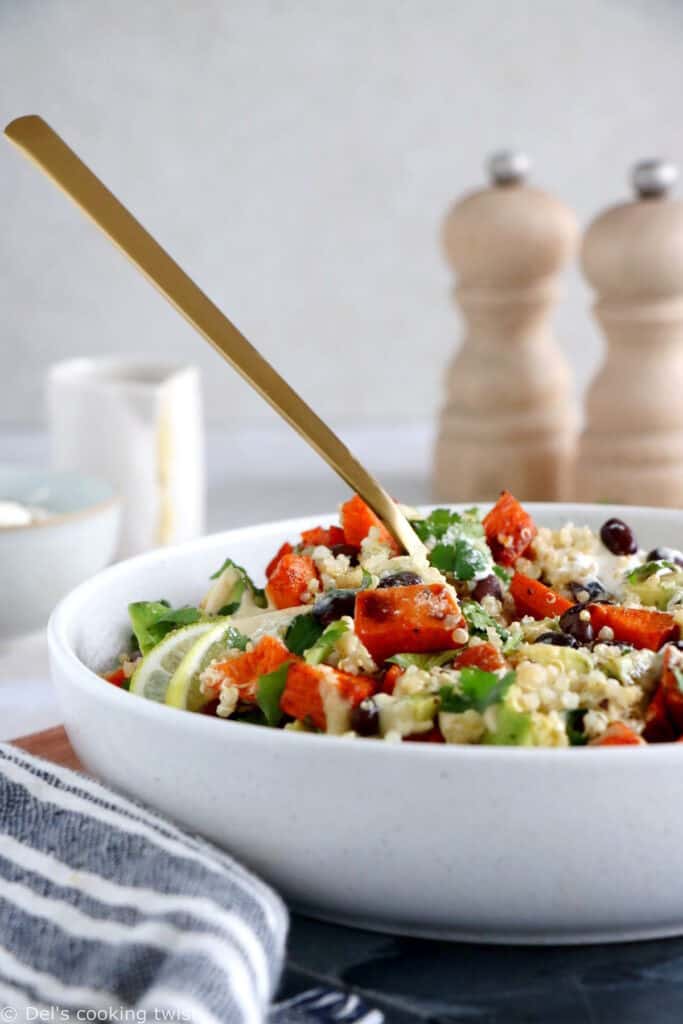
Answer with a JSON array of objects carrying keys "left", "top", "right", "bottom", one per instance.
[
  {"left": 430, "top": 540, "right": 489, "bottom": 581},
  {"left": 566, "top": 708, "right": 588, "bottom": 746},
  {"left": 360, "top": 570, "right": 374, "bottom": 589},
  {"left": 411, "top": 508, "right": 462, "bottom": 542},
  {"left": 209, "top": 558, "right": 267, "bottom": 608},
  {"left": 387, "top": 650, "right": 460, "bottom": 670},
  {"left": 411, "top": 507, "right": 484, "bottom": 542},
  {"left": 493, "top": 565, "right": 512, "bottom": 584},
  {"left": 285, "top": 614, "right": 324, "bottom": 656},
  {"left": 412, "top": 508, "right": 493, "bottom": 582},
  {"left": 256, "top": 662, "right": 291, "bottom": 726},
  {"left": 440, "top": 667, "right": 516, "bottom": 714},
  {"left": 305, "top": 619, "right": 350, "bottom": 665},
  {"left": 461, "top": 600, "right": 509, "bottom": 643},
  {"left": 128, "top": 601, "right": 202, "bottom": 655}
]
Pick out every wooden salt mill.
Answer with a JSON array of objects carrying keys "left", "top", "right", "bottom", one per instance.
[
  {"left": 577, "top": 159, "right": 683, "bottom": 506},
  {"left": 434, "top": 151, "right": 579, "bottom": 502}
]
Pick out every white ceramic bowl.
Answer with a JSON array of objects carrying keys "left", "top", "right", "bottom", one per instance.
[
  {"left": 0, "top": 466, "right": 120, "bottom": 637},
  {"left": 48, "top": 504, "right": 683, "bottom": 944}
]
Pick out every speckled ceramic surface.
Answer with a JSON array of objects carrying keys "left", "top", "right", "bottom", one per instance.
[
  {"left": 48, "top": 505, "right": 683, "bottom": 944},
  {"left": 0, "top": 466, "right": 120, "bottom": 637}
]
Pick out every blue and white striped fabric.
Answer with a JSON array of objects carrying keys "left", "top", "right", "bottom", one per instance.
[{"left": 0, "top": 744, "right": 382, "bottom": 1024}]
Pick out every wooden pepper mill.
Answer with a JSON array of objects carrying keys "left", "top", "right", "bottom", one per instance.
[
  {"left": 577, "top": 159, "right": 683, "bottom": 506},
  {"left": 434, "top": 151, "right": 579, "bottom": 502}
]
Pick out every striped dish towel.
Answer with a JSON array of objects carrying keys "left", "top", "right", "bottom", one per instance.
[{"left": 0, "top": 744, "right": 382, "bottom": 1024}]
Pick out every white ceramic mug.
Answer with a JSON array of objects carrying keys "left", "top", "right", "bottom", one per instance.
[{"left": 47, "top": 358, "right": 205, "bottom": 558}]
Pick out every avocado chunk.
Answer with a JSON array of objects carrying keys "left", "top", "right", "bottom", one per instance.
[
  {"left": 484, "top": 705, "right": 533, "bottom": 746},
  {"left": 624, "top": 561, "right": 683, "bottom": 611},
  {"left": 511, "top": 642, "right": 593, "bottom": 674}
]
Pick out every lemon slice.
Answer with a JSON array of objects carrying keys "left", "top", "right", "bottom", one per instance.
[
  {"left": 129, "top": 621, "right": 215, "bottom": 703},
  {"left": 165, "top": 606, "right": 311, "bottom": 711},
  {"left": 166, "top": 619, "right": 245, "bottom": 711}
]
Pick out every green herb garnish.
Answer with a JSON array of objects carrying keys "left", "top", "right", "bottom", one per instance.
[
  {"left": 462, "top": 600, "right": 509, "bottom": 643},
  {"left": 440, "top": 667, "right": 516, "bottom": 714},
  {"left": 566, "top": 708, "right": 588, "bottom": 746},
  {"left": 285, "top": 614, "right": 324, "bottom": 656},
  {"left": 411, "top": 508, "right": 493, "bottom": 582}
]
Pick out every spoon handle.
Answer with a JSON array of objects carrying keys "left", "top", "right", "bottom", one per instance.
[{"left": 5, "top": 115, "right": 424, "bottom": 557}]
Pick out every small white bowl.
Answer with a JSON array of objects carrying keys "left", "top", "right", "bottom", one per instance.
[
  {"left": 0, "top": 465, "right": 120, "bottom": 637},
  {"left": 48, "top": 504, "right": 683, "bottom": 944}
]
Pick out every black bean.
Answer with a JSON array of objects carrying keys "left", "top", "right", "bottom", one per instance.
[
  {"left": 472, "top": 574, "right": 502, "bottom": 602},
  {"left": 535, "top": 631, "right": 579, "bottom": 648},
  {"left": 330, "top": 543, "right": 360, "bottom": 566},
  {"left": 559, "top": 604, "right": 595, "bottom": 645},
  {"left": 647, "top": 547, "right": 683, "bottom": 567},
  {"left": 378, "top": 571, "right": 423, "bottom": 589},
  {"left": 313, "top": 589, "right": 357, "bottom": 626},
  {"left": 351, "top": 699, "right": 380, "bottom": 737},
  {"left": 600, "top": 518, "right": 637, "bottom": 556},
  {"left": 568, "top": 579, "right": 608, "bottom": 603}
]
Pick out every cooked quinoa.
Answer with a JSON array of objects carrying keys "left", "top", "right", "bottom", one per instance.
[{"left": 105, "top": 492, "right": 683, "bottom": 748}]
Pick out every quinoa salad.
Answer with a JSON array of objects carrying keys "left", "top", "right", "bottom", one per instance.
[{"left": 103, "top": 492, "right": 683, "bottom": 747}]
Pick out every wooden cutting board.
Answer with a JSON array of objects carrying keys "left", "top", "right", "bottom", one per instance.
[{"left": 12, "top": 725, "right": 83, "bottom": 771}]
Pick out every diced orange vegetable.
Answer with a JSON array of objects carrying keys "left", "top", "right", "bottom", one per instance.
[
  {"left": 659, "top": 645, "right": 683, "bottom": 731},
  {"left": 642, "top": 684, "right": 678, "bottom": 743},
  {"left": 381, "top": 664, "right": 404, "bottom": 695},
  {"left": 204, "top": 635, "right": 292, "bottom": 700},
  {"left": 483, "top": 491, "right": 537, "bottom": 566},
  {"left": 104, "top": 667, "right": 127, "bottom": 687},
  {"left": 355, "top": 583, "right": 465, "bottom": 663},
  {"left": 589, "top": 604, "right": 678, "bottom": 651},
  {"left": 340, "top": 494, "right": 400, "bottom": 553},
  {"left": 404, "top": 727, "right": 445, "bottom": 743},
  {"left": 589, "top": 722, "right": 644, "bottom": 746},
  {"left": 510, "top": 572, "right": 572, "bottom": 620},
  {"left": 281, "top": 662, "right": 374, "bottom": 729},
  {"left": 265, "top": 541, "right": 293, "bottom": 579},
  {"left": 300, "top": 525, "right": 346, "bottom": 548},
  {"left": 454, "top": 642, "right": 506, "bottom": 672},
  {"left": 266, "top": 553, "right": 318, "bottom": 609}
]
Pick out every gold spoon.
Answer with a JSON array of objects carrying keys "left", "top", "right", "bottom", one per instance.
[{"left": 4, "top": 114, "right": 425, "bottom": 557}]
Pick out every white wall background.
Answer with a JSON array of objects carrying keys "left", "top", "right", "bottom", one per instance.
[{"left": 2, "top": 0, "right": 683, "bottom": 430}]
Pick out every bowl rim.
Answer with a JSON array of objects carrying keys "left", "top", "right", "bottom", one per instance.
[
  {"left": 48, "top": 501, "right": 683, "bottom": 761},
  {"left": 0, "top": 465, "right": 120, "bottom": 533}
]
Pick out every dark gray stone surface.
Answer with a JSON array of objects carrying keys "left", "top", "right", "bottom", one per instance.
[{"left": 279, "top": 913, "right": 683, "bottom": 1022}]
